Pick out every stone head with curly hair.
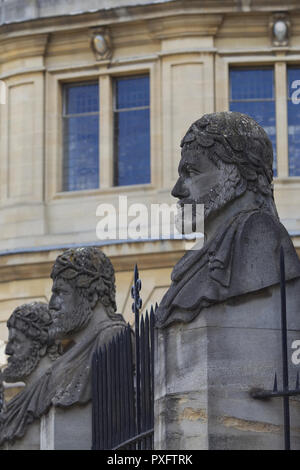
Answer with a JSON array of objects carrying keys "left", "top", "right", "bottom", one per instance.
[
  {"left": 49, "top": 247, "right": 121, "bottom": 340},
  {"left": 3, "top": 302, "right": 60, "bottom": 383},
  {"left": 173, "top": 111, "right": 278, "bottom": 235}
]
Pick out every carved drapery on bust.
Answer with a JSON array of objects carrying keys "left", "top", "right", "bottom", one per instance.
[
  {"left": 0, "top": 247, "right": 127, "bottom": 446},
  {"left": 156, "top": 112, "right": 300, "bottom": 327}
]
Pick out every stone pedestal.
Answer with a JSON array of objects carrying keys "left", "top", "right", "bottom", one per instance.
[
  {"left": 40, "top": 403, "right": 92, "bottom": 450},
  {"left": 154, "top": 279, "right": 300, "bottom": 450},
  {"left": 2, "top": 403, "right": 92, "bottom": 450}
]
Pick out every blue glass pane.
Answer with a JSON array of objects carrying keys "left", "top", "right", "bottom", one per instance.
[
  {"left": 230, "top": 100, "right": 277, "bottom": 176},
  {"left": 288, "top": 101, "right": 300, "bottom": 176},
  {"left": 287, "top": 67, "right": 300, "bottom": 99},
  {"left": 63, "top": 115, "right": 99, "bottom": 191},
  {"left": 116, "top": 76, "right": 149, "bottom": 109},
  {"left": 66, "top": 83, "right": 99, "bottom": 114},
  {"left": 230, "top": 69, "right": 274, "bottom": 100},
  {"left": 288, "top": 67, "right": 300, "bottom": 176},
  {"left": 115, "top": 109, "right": 150, "bottom": 186}
]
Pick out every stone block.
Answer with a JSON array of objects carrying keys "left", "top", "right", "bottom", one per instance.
[{"left": 154, "top": 280, "right": 300, "bottom": 450}]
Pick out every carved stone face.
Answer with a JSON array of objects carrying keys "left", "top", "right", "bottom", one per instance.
[
  {"left": 3, "top": 328, "right": 40, "bottom": 383},
  {"left": 172, "top": 144, "right": 222, "bottom": 203},
  {"left": 172, "top": 142, "right": 235, "bottom": 233},
  {"left": 49, "top": 277, "right": 92, "bottom": 340}
]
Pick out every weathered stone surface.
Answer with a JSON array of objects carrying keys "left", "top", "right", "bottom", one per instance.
[
  {"left": 0, "top": 247, "right": 127, "bottom": 449},
  {"left": 154, "top": 112, "right": 300, "bottom": 450},
  {"left": 155, "top": 280, "right": 300, "bottom": 450},
  {"left": 156, "top": 112, "right": 300, "bottom": 328},
  {"left": 0, "top": 301, "right": 61, "bottom": 450},
  {"left": 2, "top": 421, "right": 40, "bottom": 450},
  {"left": 2, "top": 302, "right": 60, "bottom": 384},
  {"left": 0, "top": 0, "right": 171, "bottom": 25},
  {"left": 40, "top": 404, "right": 92, "bottom": 450}
]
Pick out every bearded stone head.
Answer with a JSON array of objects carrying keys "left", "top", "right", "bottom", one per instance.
[
  {"left": 173, "top": 111, "right": 278, "bottom": 234},
  {"left": 3, "top": 302, "right": 56, "bottom": 383},
  {"left": 48, "top": 247, "right": 120, "bottom": 341}
]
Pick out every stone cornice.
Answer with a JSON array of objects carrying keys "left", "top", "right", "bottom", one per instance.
[
  {"left": 0, "top": 4, "right": 300, "bottom": 59},
  {"left": 0, "top": 244, "right": 186, "bottom": 283},
  {"left": 0, "top": 33, "right": 49, "bottom": 64},
  {"left": 0, "top": 0, "right": 299, "bottom": 39},
  {"left": 147, "top": 14, "right": 224, "bottom": 40}
]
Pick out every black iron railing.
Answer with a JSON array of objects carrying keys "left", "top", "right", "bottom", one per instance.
[
  {"left": 92, "top": 264, "right": 156, "bottom": 450},
  {"left": 251, "top": 246, "right": 300, "bottom": 450},
  {"left": 92, "top": 325, "right": 135, "bottom": 450}
]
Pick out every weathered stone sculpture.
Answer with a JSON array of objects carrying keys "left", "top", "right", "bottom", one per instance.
[
  {"left": 44, "top": 247, "right": 126, "bottom": 408},
  {"left": 0, "top": 247, "right": 127, "bottom": 449},
  {"left": 155, "top": 112, "right": 300, "bottom": 450},
  {"left": 2, "top": 302, "right": 60, "bottom": 385},
  {"left": 156, "top": 111, "right": 300, "bottom": 327}
]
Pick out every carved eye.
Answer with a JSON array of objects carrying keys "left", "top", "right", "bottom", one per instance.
[{"left": 186, "top": 165, "right": 199, "bottom": 176}]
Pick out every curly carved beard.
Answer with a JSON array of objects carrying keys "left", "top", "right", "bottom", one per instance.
[
  {"left": 3, "top": 342, "right": 41, "bottom": 383},
  {"left": 49, "top": 295, "right": 93, "bottom": 341}
]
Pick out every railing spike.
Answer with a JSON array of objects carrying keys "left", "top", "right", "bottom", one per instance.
[
  {"left": 273, "top": 372, "right": 278, "bottom": 392},
  {"left": 134, "top": 264, "right": 138, "bottom": 280},
  {"left": 296, "top": 371, "right": 300, "bottom": 390}
]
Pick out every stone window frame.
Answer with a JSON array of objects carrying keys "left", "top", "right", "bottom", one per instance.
[
  {"left": 215, "top": 53, "right": 300, "bottom": 182},
  {"left": 45, "top": 61, "right": 158, "bottom": 202}
]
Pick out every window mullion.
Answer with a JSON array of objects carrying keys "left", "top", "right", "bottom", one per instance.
[
  {"left": 99, "top": 75, "right": 113, "bottom": 189},
  {"left": 275, "top": 60, "right": 288, "bottom": 178}
]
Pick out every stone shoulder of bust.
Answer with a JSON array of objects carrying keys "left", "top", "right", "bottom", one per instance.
[{"left": 232, "top": 210, "right": 300, "bottom": 295}]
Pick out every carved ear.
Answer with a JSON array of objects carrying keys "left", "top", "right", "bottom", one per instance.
[{"left": 88, "top": 291, "right": 98, "bottom": 309}]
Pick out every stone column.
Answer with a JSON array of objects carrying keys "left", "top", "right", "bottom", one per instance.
[{"left": 154, "top": 279, "right": 300, "bottom": 450}]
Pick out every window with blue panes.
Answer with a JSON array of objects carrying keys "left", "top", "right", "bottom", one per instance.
[
  {"left": 114, "top": 75, "right": 150, "bottom": 186},
  {"left": 229, "top": 67, "right": 277, "bottom": 176},
  {"left": 287, "top": 67, "right": 300, "bottom": 176},
  {"left": 62, "top": 82, "right": 99, "bottom": 191}
]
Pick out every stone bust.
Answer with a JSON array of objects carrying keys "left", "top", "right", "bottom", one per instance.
[
  {"left": 0, "top": 247, "right": 127, "bottom": 446},
  {"left": 156, "top": 111, "right": 300, "bottom": 327},
  {"left": 48, "top": 246, "right": 121, "bottom": 344},
  {"left": 2, "top": 302, "right": 60, "bottom": 385}
]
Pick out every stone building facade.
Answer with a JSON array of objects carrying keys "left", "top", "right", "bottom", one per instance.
[{"left": 0, "top": 0, "right": 300, "bottom": 367}]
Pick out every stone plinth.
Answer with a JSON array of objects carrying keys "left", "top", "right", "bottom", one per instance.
[
  {"left": 154, "top": 279, "right": 300, "bottom": 450},
  {"left": 40, "top": 404, "right": 92, "bottom": 450},
  {"left": 2, "top": 403, "right": 92, "bottom": 450}
]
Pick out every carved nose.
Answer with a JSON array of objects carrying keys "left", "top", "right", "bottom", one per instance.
[
  {"left": 5, "top": 343, "right": 13, "bottom": 356},
  {"left": 171, "top": 178, "right": 189, "bottom": 199},
  {"left": 49, "top": 295, "right": 57, "bottom": 311}
]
